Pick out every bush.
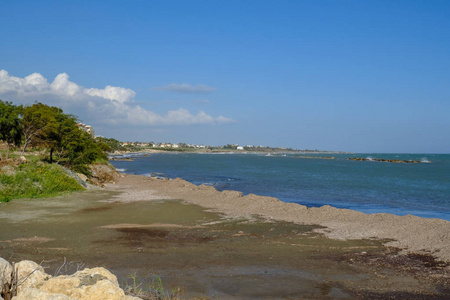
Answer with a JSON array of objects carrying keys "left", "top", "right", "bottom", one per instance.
[{"left": 0, "top": 162, "right": 84, "bottom": 200}]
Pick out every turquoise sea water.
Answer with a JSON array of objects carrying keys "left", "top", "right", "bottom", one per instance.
[{"left": 110, "top": 153, "right": 450, "bottom": 221}]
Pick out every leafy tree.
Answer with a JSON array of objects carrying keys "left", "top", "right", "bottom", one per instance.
[
  {"left": 40, "top": 106, "right": 106, "bottom": 172},
  {"left": 0, "top": 100, "right": 22, "bottom": 160},
  {"left": 20, "top": 102, "right": 59, "bottom": 153},
  {"left": 47, "top": 109, "right": 77, "bottom": 163},
  {"left": 95, "top": 136, "right": 122, "bottom": 152},
  {"left": 59, "top": 127, "right": 107, "bottom": 174},
  {"left": 18, "top": 102, "right": 106, "bottom": 174}
]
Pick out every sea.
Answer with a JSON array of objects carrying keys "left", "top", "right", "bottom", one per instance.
[{"left": 110, "top": 152, "right": 450, "bottom": 222}]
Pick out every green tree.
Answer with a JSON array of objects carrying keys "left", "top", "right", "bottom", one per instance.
[
  {"left": 42, "top": 106, "right": 106, "bottom": 174},
  {"left": 47, "top": 109, "right": 77, "bottom": 163},
  {"left": 18, "top": 102, "right": 106, "bottom": 174},
  {"left": 95, "top": 136, "right": 122, "bottom": 152},
  {"left": 20, "top": 102, "right": 59, "bottom": 153},
  {"left": 60, "top": 127, "right": 107, "bottom": 174},
  {"left": 0, "top": 100, "right": 22, "bottom": 160}
]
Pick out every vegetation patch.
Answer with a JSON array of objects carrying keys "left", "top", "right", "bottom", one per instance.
[{"left": 0, "top": 162, "right": 84, "bottom": 202}]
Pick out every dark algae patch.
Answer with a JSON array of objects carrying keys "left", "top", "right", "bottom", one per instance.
[
  {"left": 0, "top": 191, "right": 448, "bottom": 299},
  {"left": 78, "top": 206, "right": 113, "bottom": 213}
]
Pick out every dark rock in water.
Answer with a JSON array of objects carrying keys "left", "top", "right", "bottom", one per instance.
[
  {"left": 117, "top": 158, "right": 134, "bottom": 161},
  {"left": 348, "top": 158, "right": 421, "bottom": 163}
]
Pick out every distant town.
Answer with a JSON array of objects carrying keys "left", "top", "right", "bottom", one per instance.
[
  {"left": 77, "top": 123, "right": 342, "bottom": 153},
  {"left": 67, "top": 119, "right": 344, "bottom": 154},
  {"left": 102, "top": 139, "right": 340, "bottom": 154}
]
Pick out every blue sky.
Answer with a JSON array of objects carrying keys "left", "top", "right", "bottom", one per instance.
[{"left": 1, "top": 0, "right": 449, "bottom": 153}]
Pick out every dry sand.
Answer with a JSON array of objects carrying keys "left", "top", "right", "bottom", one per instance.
[{"left": 106, "top": 174, "right": 450, "bottom": 264}]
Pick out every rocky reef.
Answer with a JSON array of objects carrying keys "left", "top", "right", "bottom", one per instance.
[{"left": 348, "top": 157, "right": 421, "bottom": 163}]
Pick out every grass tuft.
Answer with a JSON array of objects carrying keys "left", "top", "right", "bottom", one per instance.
[{"left": 123, "top": 273, "right": 191, "bottom": 300}]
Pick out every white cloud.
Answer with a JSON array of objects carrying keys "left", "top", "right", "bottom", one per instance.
[
  {"left": 0, "top": 70, "right": 134, "bottom": 102},
  {"left": 0, "top": 70, "right": 234, "bottom": 127},
  {"left": 152, "top": 83, "right": 216, "bottom": 94},
  {"left": 85, "top": 85, "right": 135, "bottom": 103}
]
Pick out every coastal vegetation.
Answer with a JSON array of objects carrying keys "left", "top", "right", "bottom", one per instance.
[
  {"left": 0, "top": 100, "right": 21, "bottom": 160},
  {"left": 0, "top": 162, "right": 83, "bottom": 203},
  {"left": 0, "top": 100, "right": 111, "bottom": 201}
]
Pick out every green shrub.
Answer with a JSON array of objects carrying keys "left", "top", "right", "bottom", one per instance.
[
  {"left": 0, "top": 162, "right": 84, "bottom": 200},
  {"left": 0, "top": 195, "right": 10, "bottom": 203}
]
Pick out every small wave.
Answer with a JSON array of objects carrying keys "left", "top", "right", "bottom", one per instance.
[
  {"left": 365, "top": 156, "right": 373, "bottom": 161},
  {"left": 145, "top": 172, "right": 168, "bottom": 179},
  {"left": 115, "top": 168, "right": 126, "bottom": 172},
  {"left": 421, "top": 157, "right": 431, "bottom": 163}
]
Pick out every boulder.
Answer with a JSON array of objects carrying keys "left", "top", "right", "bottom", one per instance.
[
  {"left": 16, "top": 260, "right": 51, "bottom": 293},
  {"left": 40, "top": 267, "right": 134, "bottom": 300},
  {"left": 13, "top": 287, "right": 76, "bottom": 300},
  {"left": 0, "top": 257, "right": 12, "bottom": 289},
  {"left": 11, "top": 260, "right": 142, "bottom": 300},
  {"left": 39, "top": 276, "right": 80, "bottom": 295},
  {"left": 77, "top": 279, "right": 128, "bottom": 300},
  {"left": 125, "top": 296, "right": 143, "bottom": 300},
  {"left": 74, "top": 267, "right": 119, "bottom": 286},
  {"left": 77, "top": 173, "right": 89, "bottom": 183}
]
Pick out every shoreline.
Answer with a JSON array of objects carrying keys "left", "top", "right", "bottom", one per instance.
[
  {"left": 106, "top": 173, "right": 450, "bottom": 265},
  {"left": 1, "top": 171, "right": 449, "bottom": 298}
]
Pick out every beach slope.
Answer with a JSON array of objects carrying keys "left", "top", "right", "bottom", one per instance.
[{"left": 108, "top": 174, "right": 450, "bottom": 264}]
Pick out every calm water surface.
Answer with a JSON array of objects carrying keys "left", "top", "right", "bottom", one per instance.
[{"left": 110, "top": 153, "right": 450, "bottom": 221}]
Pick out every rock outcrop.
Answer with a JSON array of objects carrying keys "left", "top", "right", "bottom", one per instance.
[
  {"left": 0, "top": 258, "right": 141, "bottom": 300},
  {"left": 0, "top": 258, "right": 12, "bottom": 291},
  {"left": 15, "top": 260, "right": 51, "bottom": 294}
]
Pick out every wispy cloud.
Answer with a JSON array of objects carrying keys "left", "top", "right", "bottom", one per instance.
[
  {"left": 152, "top": 83, "right": 216, "bottom": 94},
  {"left": 193, "top": 99, "right": 211, "bottom": 104},
  {"left": 0, "top": 70, "right": 234, "bottom": 126}
]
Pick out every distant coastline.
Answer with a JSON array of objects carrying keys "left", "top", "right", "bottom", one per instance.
[{"left": 108, "top": 148, "right": 350, "bottom": 157}]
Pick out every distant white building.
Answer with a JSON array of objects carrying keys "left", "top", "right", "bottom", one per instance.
[
  {"left": 77, "top": 123, "right": 95, "bottom": 137},
  {"left": 237, "top": 146, "right": 244, "bottom": 150}
]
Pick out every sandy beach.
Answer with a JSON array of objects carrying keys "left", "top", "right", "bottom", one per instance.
[{"left": 108, "top": 174, "right": 450, "bottom": 265}]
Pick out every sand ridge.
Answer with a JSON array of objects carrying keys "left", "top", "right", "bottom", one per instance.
[{"left": 105, "top": 174, "right": 450, "bottom": 264}]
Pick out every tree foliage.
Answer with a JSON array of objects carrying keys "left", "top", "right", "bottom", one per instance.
[
  {"left": 95, "top": 136, "right": 123, "bottom": 152},
  {"left": 1, "top": 101, "right": 107, "bottom": 175},
  {"left": 30, "top": 103, "right": 107, "bottom": 174},
  {"left": 0, "top": 100, "right": 22, "bottom": 159},
  {"left": 20, "top": 102, "right": 59, "bottom": 153}
]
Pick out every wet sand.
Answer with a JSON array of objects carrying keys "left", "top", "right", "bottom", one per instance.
[
  {"left": 110, "top": 174, "right": 450, "bottom": 263},
  {"left": 0, "top": 174, "right": 449, "bottom": 299}
]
